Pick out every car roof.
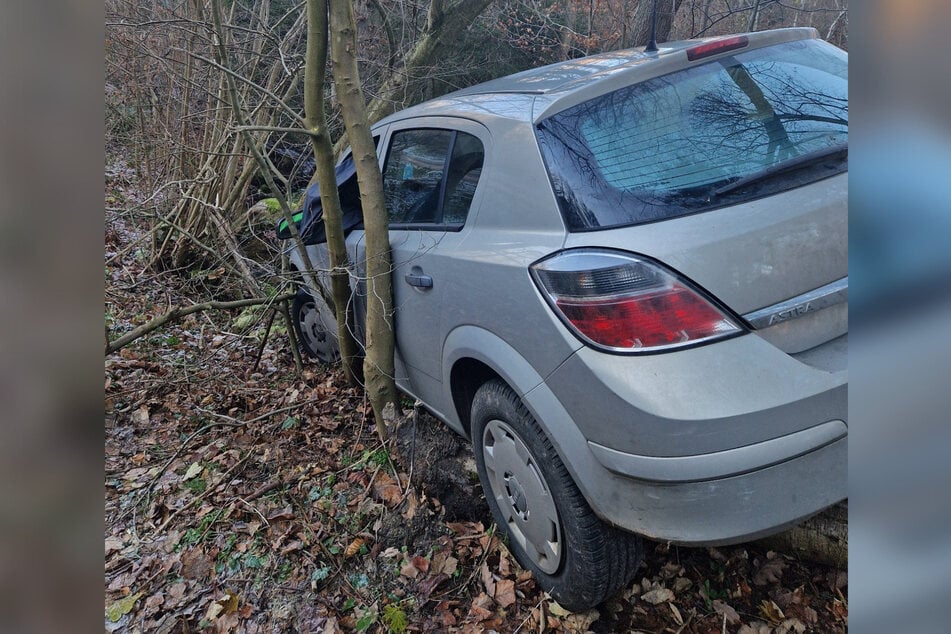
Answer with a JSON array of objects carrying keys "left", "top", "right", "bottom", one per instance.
[{"left": 374, "top": 28, "right": 820, "bottom": 127}]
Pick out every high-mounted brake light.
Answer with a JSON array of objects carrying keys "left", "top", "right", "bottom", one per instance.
[
  {"left": 531, "top": 250, "right": 744, "bottom": 353},
  {"left": 686, "top": 35, "right": 749, "bottom": 61}
]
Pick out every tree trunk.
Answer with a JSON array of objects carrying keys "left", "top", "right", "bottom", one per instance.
[
  {"left": 329, "top": 0, "right": 400, "bottom": 439},
  {"left": 758, "top": 501, "right": 848, "bottom": 568},
  {"left": 630, "top": 0, "right": 685, "bottom": 49},
  {"left": 304, "top": 0, "right": 362, "bottom": 385},
  {"left": 331, "top": 0, "right": 494, "bottom": 155}
]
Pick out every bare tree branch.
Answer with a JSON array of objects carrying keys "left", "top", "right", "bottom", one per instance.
[{"left": 105, "top": 293, "right": 294, "bottom": 356}]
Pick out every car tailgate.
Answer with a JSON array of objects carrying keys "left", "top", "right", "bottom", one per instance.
[{"left": 563, "top": 172, "right": 847, "bottom": 354}]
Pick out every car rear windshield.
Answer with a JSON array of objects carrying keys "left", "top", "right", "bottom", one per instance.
[{"left": 536, "top": 38, "right": 848, "bottom": 231}]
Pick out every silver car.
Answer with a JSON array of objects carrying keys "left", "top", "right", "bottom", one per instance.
[{"left": 287, "top": 27, "right": 847, "bottom": 610}]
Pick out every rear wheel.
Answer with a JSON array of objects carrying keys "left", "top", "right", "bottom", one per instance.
[
  {"left": 471, "top": 379, "right": 642, "bottom": 611},
  {"left": 291, "top": 289, "right": 339, "bottom": 363}
]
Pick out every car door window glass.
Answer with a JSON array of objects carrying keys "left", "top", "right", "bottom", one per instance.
[
  {"left": 443, "top": 132, "right": 485, "bottom": 226},
  {"left": 384, "top": 129, "right": 453, "bottom": 225},
  {"left": 383, "top": 128, "right": 485, "bottom": 227}
]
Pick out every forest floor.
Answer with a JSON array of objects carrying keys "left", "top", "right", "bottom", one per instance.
[{"left": 104, "top": 163, "right": 847, "bottom": 633}]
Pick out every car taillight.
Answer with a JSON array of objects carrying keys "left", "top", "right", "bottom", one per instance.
[
  {"left": 686, "top": 35, "right": 749, "bottom": 61},
  {"left": 530, "top": 250, "right": 744, "bottom": 353}
]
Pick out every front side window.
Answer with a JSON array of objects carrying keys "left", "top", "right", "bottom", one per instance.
[
  {"left": 537, "top": 38, "right": 848, "bottom": 230},
  {"left": 383, "top": 128, "right": 485, "bottom": 228}
]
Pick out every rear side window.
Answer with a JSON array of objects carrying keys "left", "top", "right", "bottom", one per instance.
[
  {"left": 383, "top": 128, "right": 485, "bottom": 228},
  {"left": 537, "top": 38, "right": 848, "bottom": 230}
]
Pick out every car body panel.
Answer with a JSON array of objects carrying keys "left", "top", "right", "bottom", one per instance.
[
  {"left": 544, "top": 332, "right": 846, "bottom": 457},
  {"left": 564, "top": 172, "right": 848, "bottom": 352},
  {"left": 518, "top": 367, "right": 846, "bottom": 544},
  {"left": 587, "top": 419, "right": 847, "bottom": 483}
]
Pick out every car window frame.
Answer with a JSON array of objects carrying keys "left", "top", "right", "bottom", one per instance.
[{"left": 378, "top": 120, "right": 489, "bottom": 232}]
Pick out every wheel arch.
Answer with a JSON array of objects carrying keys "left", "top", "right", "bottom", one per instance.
[
  {"left": 442, "top": 325, "right": 554, "bottom": 436},
  {"left": 443, "top": 326, "right": 621, "bottom": 531}
]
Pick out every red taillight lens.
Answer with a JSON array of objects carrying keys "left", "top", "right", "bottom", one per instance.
[
  {"left": 531, "top": 250, "right": 743, "bottom": 353},
  {"left": 686, "top": 35, "right": 749, "bottom": 61}
]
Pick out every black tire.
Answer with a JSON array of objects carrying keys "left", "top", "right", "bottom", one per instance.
[
  {"left": 471, "top": 379, "right": 642, "bottom": 612},
  {"left": 290, "top": 289, "right": 339, "bottom": 363}
]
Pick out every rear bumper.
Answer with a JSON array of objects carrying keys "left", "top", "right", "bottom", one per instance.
[
  {"left": 588, "top": 419, "right": 846, "bottom": 483},
  {"left": 529, "top": 332, "right": 847, "bottom": 543},
  {"left": 585, "top": 436, "right": 846, "bottom": 545}
]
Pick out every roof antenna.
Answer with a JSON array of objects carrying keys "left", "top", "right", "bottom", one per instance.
[{"left": 645, "top": 0, "right": 659, "bottom": 53}]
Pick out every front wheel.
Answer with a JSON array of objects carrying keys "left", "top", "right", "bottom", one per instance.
[
  {"left": 290, "top": 290, "right": 340, "bottom": 363},
  {"left": 471, "top": 379, "right": 642, "bottom": 612}
]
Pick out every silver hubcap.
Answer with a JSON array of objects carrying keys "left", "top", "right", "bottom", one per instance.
[
  {"left": 482, "top": 419, "right": 562, "bottom": 574},
  {"left": 297, "top": 298, "right": 337, "bottom": 363}
]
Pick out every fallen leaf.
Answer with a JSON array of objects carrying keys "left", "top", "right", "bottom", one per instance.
[
  {"left": 401, "top": 489, "right": 418, "bottom": 519},
  {"left": 495, "top": 578, "right": 516, "bottom": 608},
  {"left": 672, "top": 577, "right": 693, "bottom": 594},
  {"left": 266, "top": 506, "right": 294, "bottom": 522},
  {"left": 754, "top": 556, "right": 787, "bottom": 586},
  {"left": 480, "top": 561, "right": 496, "bottom": 596},
  {"left": 418, "top": 572, "right": 450, "bottom": 602},
  {"left": 640, "top": 587, "right": 674, "bottom": 605},
  {"left": 562, "top": 609, "right": 600, "bottom": 632},
  {"left": 122, "top": 467, "right": 149, "bottom": 484},
  {"left": 167, "top": 582, "right": 187, "bottom": 605},
  {"left": 829, "top": 598, "right": 848, "bottom": 621},
  {"left": 400, "top": 558, "right": 421, "bottom": 579},
  {"left": 498, "top": 551, "right": 512, "bottom": 577},
  {"left": 106, "top": 592, "right": 143, "bottom": 622},
  {"left": 374, "top": 482, "right": 402, "bottom": 507},
  {"left": 447, "top": 521, "right": 483, "bottom": 537},
  {"left": 344, "top": 537, "right": 365, "bottom": 558},
  {"left": 105, "top": 536, "right": 125, "bottom": 556},
  {"left": 205, "top": 601, "right": 224, "bottom": 622},
  {"left": 739, "top": 622, "right": 773, "bottom": 634},
  {"left": 668, "top": 602, "right": 684, "bottom": 626},
  {"left": 106, "top": 572, "right": 134, "bottom": 592},
  {"left": 713, "top": 599, "right": 740, "bottom": 624},
  {"left": 436, "top": 555, "right": 458, "bottom": 576},
  {"left": 183, "top": 462, "right": 202, "bottom": 481},
  {"left": 548, "top": 600, "right": 572, "bottom": 617},
  {"left": 776, "top": 618, "right": 807, "bottom": 634},
  {"left": 220, "top": 590, "right": 239, "bottom": 614},
  {"left": 216, "top": 611, "right": 241, "bottom": 633},
  {"left": 435, "top": 601, "right": 457, "bottom": 627},
  {"left": 132, "top": 405, "right": 150, "bottom": 425},
  {"left": 760, "top": 599, "right": 785, "bottom": 625},
  {"left": 143, "top": 592, "right": 165, "bottom": 614},
  {"left": 468, "top": 592, "right": 495, "bottom": 622},
  {"left": 412, "top": 555, "right": 429, "bottom": 574},
  {"left": 181, "top": 548, "right": 212, "bottom": 580}
]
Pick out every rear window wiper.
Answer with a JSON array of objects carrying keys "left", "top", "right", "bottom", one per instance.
[{"left": 713, "top": 143, "right": 848, "bottom": 198}]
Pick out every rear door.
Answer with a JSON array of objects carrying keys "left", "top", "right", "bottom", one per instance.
[{"left": 359, "top": 119, "right": 489, "bottom": 407}]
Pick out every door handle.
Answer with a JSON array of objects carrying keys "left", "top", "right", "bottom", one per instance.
[{"left": 404, "top": 272, "right": 433, "bottom": 288}]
